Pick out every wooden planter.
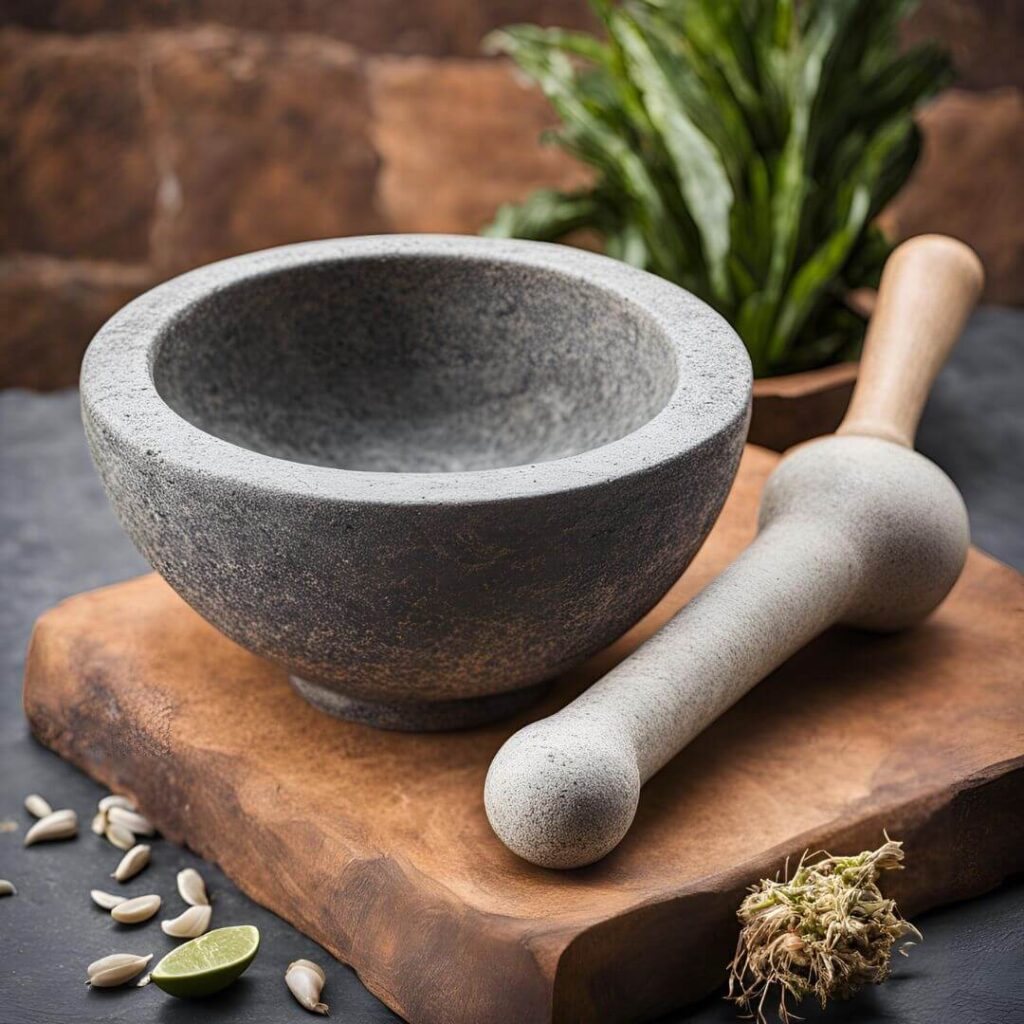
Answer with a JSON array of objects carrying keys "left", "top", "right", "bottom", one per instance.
[{"left": 748, "top": 361, "right": 859, "bottom": 452}]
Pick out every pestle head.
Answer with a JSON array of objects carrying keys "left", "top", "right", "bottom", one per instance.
[
  {"left": 484, "top": 717, "right": 641, "bottom": 869},
  {"left": 759, "top": 435, "right": 969, "bottom": 631}
]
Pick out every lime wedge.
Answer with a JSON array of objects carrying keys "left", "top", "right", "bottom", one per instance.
[{"left": 152, "top": 925, "right": 260, "bottom": 998}]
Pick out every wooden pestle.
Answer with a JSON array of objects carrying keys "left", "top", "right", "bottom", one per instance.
[{"left": 485, "top": 235, "right": 985, "bottom": 869}]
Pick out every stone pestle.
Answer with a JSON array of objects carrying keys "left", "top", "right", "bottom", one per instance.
[{"left": 484, "top": 235, "right": 985, "bottom": 869}]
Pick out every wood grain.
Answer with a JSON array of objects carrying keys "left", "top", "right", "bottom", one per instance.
[
  {"left": 23, "top": 446, "right": 1024, "bottom": 1024},
  {"left": 838, "top": 234, "right": 985, "bottom": 447}
]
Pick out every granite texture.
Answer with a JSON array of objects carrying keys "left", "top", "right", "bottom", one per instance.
[
  {"left": 80, "top": 235, "right": 751, "bottom": 729},
  {"left": 0, "top": 303, "right": 1021, "bottom": 1024}
]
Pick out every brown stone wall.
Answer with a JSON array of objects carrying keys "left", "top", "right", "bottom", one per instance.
[
  {"left": 1, "top": 1, "right": 1020, "bottom": 388},
  {"left": 881, "top": 88, "right": 1024, "bottom": 307}
]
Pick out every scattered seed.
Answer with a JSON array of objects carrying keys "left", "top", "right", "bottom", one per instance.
[
  {"left": 24, "top": 808, "right": 77, "bottom": 846},
  {"left": 91, "top": 889, "right": 127, "bottom": 910},
  {"left": 24, "top": 794, "right": 53, "bottom": 819},
  {"left": 0, "top": 880, "right": 16, "bottom": 897},
  {"left": 136, "top": 973, "right": 152, "bottom": 988},
  {"left": 160, "top": 904, "right": 212, "bottom": 939},
  {"left": 0, "top": 820, "right": 17, "bottom": 834},
  {"left": 87, "top": 952, "right": 153, "bottom": 987},
  {"left": 105, "top": 822, "right": 135, "bottom": 851},
  {"left": 88, "top": 953, "right": 144, "bottom": 978},
  {"left": 91, "top": 811, "right": 107, "bottom": 836},
  {"left": 98, "top": 794, "right": 136, "bottom": 813},
  {"left": 111, "top": 894, "right": 161, "bottom": 925},
  {"left": 285, "top": 959, "right": 329, "bottom": 1015},
  {"left": 112, "top": 844, "right": 151, "bottom": 883},
  {"left": 107, "top": 806, "right": 155, "bottom": 837},
  {"left": 176, "top": 868, "right": 209, "bottom": 907}
]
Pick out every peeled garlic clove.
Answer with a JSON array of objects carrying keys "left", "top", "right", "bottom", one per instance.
[
  {"left": 98, "top": 794, "right": 136, "bottom": 813},
  {"left": 112, "top": 844, "right": 151, "bottom": 882},
  {"left": 24, "top": 793, "right": 53, "bottom": 818},
  {"left": 91, "top": 811, "right": 108, "bottom": 836},
  {"left": 161, "top": 903, "right": 212, "bottom": 938},
  {"left": 111, "top": 894, "right": 161, "bottom": 924},
  {"left": 0, "top": 880, "right": 16, "bottom": 897},
  {"left": 176, "top": 867, "right": 209, "bottom": 907},
  {"left": 107, "top": 806, "right": 155, "bottom": 837},
  {"left": 289, "top": 959, "right": 325, "bottom": 984},
  {"left": 285, "top": 959, "right": 329, "bottom": 1015},
  {"left": 87, "top": 952, "right": 153, "bottom": 987},
  {"left": 91, "top": 889, "right": 127, "bottom": 910},
  {"left": 105, "top": 821, "right": 135, "bottom": 850},
  {"left": 136, "top": 973, "right": 152, "bottom": 987},
  {"left": 24, "top": 808, "right": 77, "bottom": 846},
  {"left": 88, "top": 952, "right": 145, "bottom": 978}
]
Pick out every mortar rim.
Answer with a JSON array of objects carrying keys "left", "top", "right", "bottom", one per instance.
[{"left": 81, "top": 234, "right": 751, "bottom": 506}]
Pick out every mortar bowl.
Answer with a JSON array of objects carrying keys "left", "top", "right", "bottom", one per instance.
[{"left": 81, "top": 236, "right": 751, "bottom": 730}]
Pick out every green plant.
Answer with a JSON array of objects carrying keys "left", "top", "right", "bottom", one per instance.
[{"left": 483, "top": 0, "right": 951, "bottom": 376}]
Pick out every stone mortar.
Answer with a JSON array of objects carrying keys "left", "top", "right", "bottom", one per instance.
[{"left": 80, "top": 235, "right": 751, "bottom": 730}]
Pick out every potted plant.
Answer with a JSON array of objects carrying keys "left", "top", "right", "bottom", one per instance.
[{"left": 482, "top": 0, "right": 951, "bottom": 450}]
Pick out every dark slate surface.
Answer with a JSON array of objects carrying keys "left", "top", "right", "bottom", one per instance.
[{"left": 1, "top": 307, "right": 1021, "bottom": 1023}]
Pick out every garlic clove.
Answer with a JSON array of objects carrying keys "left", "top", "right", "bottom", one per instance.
[
  {"left": 98, "top": 794, "right": 136, "bottom": 813},
  {"left": 107, "top": 806, "right": 155, "bottom": 837},
  {"left": 161, "top": 903, "right": 212, "bottom": 939},
  {"left": 176, "top": 867, "right": 209, "bottom": 907},
  {"left": 87, "top": 952, "right": 153, "bottom": 987},
  {"left": 24, "top": 808, "right": 77, "bottom": 846},
  {"left": 104, "top": 822, "right": 135, "bottom": 850},
  {"left": 285, "top": 959, "right": 329, "bottom": 1015},
  {"left": 112, "top": 844, "right": 151, "bottom": 883},
  {"left": 111, "top": 894, "right": 161, "bottom": 924},
  {"left": 24, "top": 794, "right": 53, "bottom": 819},
  {"left": 90, "top": 889, "right": 127, "bottom": 910}
]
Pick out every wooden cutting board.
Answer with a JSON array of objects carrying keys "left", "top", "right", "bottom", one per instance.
[{"left": 23, "top": 446, "right": 1024, "bottom": 1024}]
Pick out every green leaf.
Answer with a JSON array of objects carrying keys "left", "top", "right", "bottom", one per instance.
[
  {"left": 769, "top": 116, "right": 913, "bottom": 365},
  {"left": 605, "top": 219, "right": 651, "bottom": 268},
  {"left": 843, "top": 224, "right": 892, "bottom": 290},
  {"left": 856, "top": 45, "right": 953, "bottom": 125},
  {"left": 757, "top": 0, "right": 860, "bottom": 352},
  {"left": 482, "top": 189, "right": 603, "bottom": 241},
  {"left": 613, "top": 11, "right": 735, "bottom": 304},
  {"left": 493, "top": 27, "right": 695, "bottom": 283},
  {"left": 480, "top": 0, "right": 950, "bottom": 376},
  {"left": 641, "top": 0, "right": 766, "bottom": 131},
  {"left": 483, "top": 24, "right": 609, "bottom": 66}
]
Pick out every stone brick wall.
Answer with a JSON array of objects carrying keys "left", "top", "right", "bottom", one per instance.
[{"left": 2, "top": 1, "right": 1020, "bottom": 388}]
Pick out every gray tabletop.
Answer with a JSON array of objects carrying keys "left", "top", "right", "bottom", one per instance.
[{"left": 1, "top": 308, "right": 1021, "bottom": 1023}]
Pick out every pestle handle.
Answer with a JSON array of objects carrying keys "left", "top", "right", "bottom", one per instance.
[
  {"left": 484, "top": 520, "right": 853, "bottom": 868},
  {"left": 837, "top": 234, "right": 983, "bottom": 448},
  {"left": 485, "top": 235, "right": 980, "bottom": 871}
]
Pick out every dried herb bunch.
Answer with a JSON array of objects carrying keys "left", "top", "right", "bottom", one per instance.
[
  {"left": 727, "top": 837, "right": 920, "bottom": 1023},
  {"left": 484, "top": 1, "right": 951, "bottom": 376}
]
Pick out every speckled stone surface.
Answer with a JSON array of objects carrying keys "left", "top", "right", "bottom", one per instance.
[
  {"left": 486, "top": 436, "right": 970, "bottom": 867},
  {"left": 80, "top": 235, "right": 751, "bottom": 729}
]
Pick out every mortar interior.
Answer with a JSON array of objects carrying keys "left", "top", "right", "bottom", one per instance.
[{"left": 152, "top": 255, "right": 678, "bottom": 473}]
